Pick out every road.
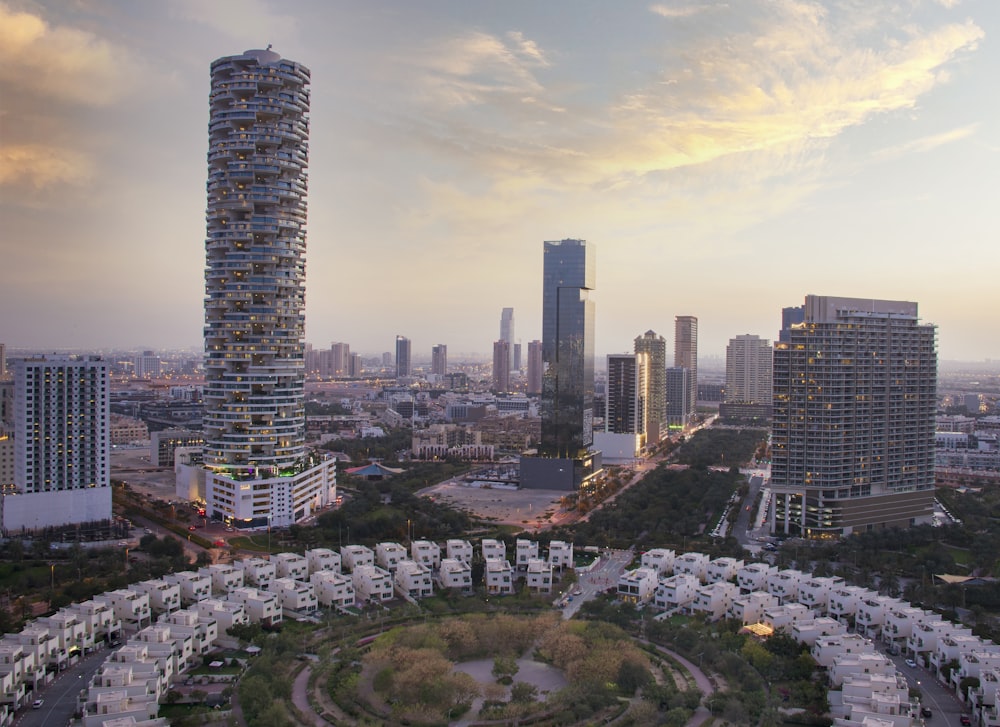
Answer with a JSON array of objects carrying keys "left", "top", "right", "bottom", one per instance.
[
  {"left": 877, "top": 646, "right": 969, "bottom": 726},
  {"left": 14, "top": 647, "right": 110, "bottom": 727},
  {"left": 559, "top": 549, "right": 633, "bottom": 618}
]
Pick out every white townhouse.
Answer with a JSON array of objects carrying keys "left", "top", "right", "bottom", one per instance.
[
  {"left": 341, "top": 545, "right": 375, "bottom": 573},
  {"left": 164, "top": 571, "right": 213, "bottom": 606},
  {"left": 352, "top": 564, "right": 394, "bottom": 603},
  {"left": 227, "top": 587, "right": 282, "bottom": 628},
  {"left": 617, "top": 567, "right": 659, "bottom": 605},
  {"left": 482, "top": 539, "right": 507, "bottom": 562},
  {"left": 791, "top": 617, "right": 848, "bottom": 647},
  {"left": 156, "top": 609, "right": 218, "bottom": 660},
  {"left": 525, "top": 559, "right": 553, "bottom": 594},
  {"left": 437, "top": 558, "right": 474, "bottom": 593},
  {"left": 272, "top": 552, "right": 309, "bottom": 581},
  {"left": 130, "top": 622, "right": 193, "bottom": 674},
  {"left": 952, "top": 650, "right": 1000, "bottom": 696},
  {"left": 484, "top": 558, "right": 514, "bottom": 595},
  {"left": 515, "top": 539, "right": 539, "bottom": 570},
  {"left": 305, "top": 547, "right": 342, "bottom": 575},
  {"left": 828, "top": 652, "right": 896, "bottom": 687},
  {"left": 673, "top": 552, "right": 710, "bottom": 582},
  {"left": 933, "top": 634, "right": 987, "bottom": 675},
  {"left": 766, "top": 568, "right": 806, "bottom": 605},
  {"left": 548, "top": 540, "right": 573, "bottom": 570},
  {"left": 828, "top": 672, "right": 918, "bottom": 727},
  {"left": 0, "top": 641, "right": 44, "bottom": 696},
  {"left": 796, "top": 576, "right": 845, "bottom": 615},
  {"left": 195, "top": 599, "right": 248, "bottom": 634},
  {"left": 394, "top": 560, "right": 434, "bottom": 600},
  {"left": 884, "top": 606, "right": 934, "bottom": 651},
  {"left": 446, "top": 539, "right": 474, "bottom": 563},
  {"left": 828, "top": 586, "right": 875, "bottom": 623},
  {"left": 706, "top": 557, "right": 744, "bottom": 584},
  {"left": 375, "top": 542, "right": 409, "bottom": 574},
  {"left": 691, "top": 581, "right": 740, "bottom": 621},
  {"left": 132, "top": 579, "right": 182, "bottom": 617},
  {"left": 310, "top": 571, "right": 355, "bottom": 610},
  {"left": 737, "top": 563, "right": 777, "bottom": 593},
  {"left": 728, "top": 591, "right": 780, "bottom": 626},
  {"left": 641, "top": 548, "right": 675, "bottom": 576},
  {"left": 411, "top": 540, "right": 441, "bottom": 570},
  {"left": 66, "top": 599, "right": 122, "bottom": 647},
  {"left": 94, "top": 589, "right": 152, "bottom": 632},
  {"left": 37, "top": 611, "right": 89, "bottom": 662},
  {"left": 234, "top": 558, "right": 275, "bottom": 591},
  {"left": 762, "top": 603, "right": 814, "bottom": 633},
  {"left": 970, "top": 666, "right": 1000, "bottom": 727},
  {"left": 654, "top": 573, "right": 701, "bottom": 612},
  {"left": 0, "top": 649, "right": 27, "bottom": 710},
  {"left": 199, "top": 564, "right": 244, "bottom": 596},
  {"left": 908, "top": 620, "right": 973, "bottom": 665},
  {"left": 272, "top": 577, "right": 318, "bottom": 613},
  {"left": 812, "top": 634, "right": 878, "bottom": 669},
  {"left": 855, "top": 596, "right": 905, "bottom": 640},
  {"left": 80, "top": 657, "right": 165, "bottom": 727}
]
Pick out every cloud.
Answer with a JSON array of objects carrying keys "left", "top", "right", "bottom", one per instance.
[
  {"left": 872, "top": 124, "right": 979, "bottom": 161},
  {"left": 0, "top": 144, "right": 93, "bottom": 189},
  {"left": 0, "top": 2, "right": 136, "bottom": 106},
  {"left": 648, "top": 3, "right": 722, "bottom": 19},
  {"left": 935, "top": 0, "right": 961, "bottom": 8}
]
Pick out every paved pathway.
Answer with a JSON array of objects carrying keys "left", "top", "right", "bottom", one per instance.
[
  {"left": 643, "top": 642, "right": 718, "bottom": 727},
  {"left": 291, "top": 664, "right": 331, "bottom": 727}
]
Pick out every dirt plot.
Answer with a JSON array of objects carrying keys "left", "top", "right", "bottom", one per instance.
[
  {"left": 418, "top": 480, "right": 569, "bottom": 529},
  {"left": 111, "top": 447, "right": 179, "bottom": 500}
]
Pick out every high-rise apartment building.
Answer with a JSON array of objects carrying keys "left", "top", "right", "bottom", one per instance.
[
  {"left": 770, "top": 295, "right": 937, "bottom": 537},
  {"left": 513, "top": 343, "right": 522, "bottom": 371},
  {"left": 500, "top": 307, "right": 515, "bottom": 370},
  {"left": 395, "top": 336, "right": 411, "bottom": 378},
  {"left": 330, "top": 342, "right": 351, "bottom": 377},
  {"left": 134, "top": 350, "right": 161, "bottom": 379},
  {"left": 634, "top": 330, "right": 666, "bottom": 443},
  {"left": 674, "top": 316, "right": 698, "bottom": 426},
  {"left": 725, "top": 334, "right": 772, "bottom": 404},
  {"left": 492, "top": 340, "right": 511, "bottom": 393},
  {"left": 605, "top": 354, "right": 645, "bottom": 435},
  {"left": 521, "top": 239, "right": 600, "bottom": 490},
  {"left": 201, "top": 48, "right": 334, "bottom": 529},
  {"left": 666, "top": 367, "right": 689, "bottom": 428},
  {"left": 526, "top": 340, "right": 543, "bottom": 396},
  {"left": 2, "top": 355, "right": 112, "bottom": 530},
  {"left": 431, "top": 344, "right": 447, "bottom": 376}
]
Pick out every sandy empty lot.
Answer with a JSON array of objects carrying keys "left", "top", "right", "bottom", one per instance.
[{"left": 419, "top": 480, "right": 571, "bottom": 531}]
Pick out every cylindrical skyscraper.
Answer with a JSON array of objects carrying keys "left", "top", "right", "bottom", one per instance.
[{"left": 203, "top": 48, "right": 311, "bottom": 474}]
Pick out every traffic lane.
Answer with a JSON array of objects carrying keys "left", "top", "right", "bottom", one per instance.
[
  {"left": 881, "top": 650, "right": 966, "bottom": 727},
  {"left": 17, "top": 647, "right": 110, "bottom": 727},
  {"left": 562, "top": 550, "right": 633, "bottom": 618}
]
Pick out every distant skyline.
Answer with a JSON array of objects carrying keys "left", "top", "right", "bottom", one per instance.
[{"left": 2, "top": 1, "right": 999, "bottom": 361}]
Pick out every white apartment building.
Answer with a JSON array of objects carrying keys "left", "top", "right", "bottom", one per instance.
[
  {"left": 485, "top": 559, "right": 514, "bottom": 595},
  {"left": 446, "top": 539, "right": 474, "bottom": 563},
  {"left": 654, "top": 573, "right": 701, "bottom": 612},
  {"left": 691, "top": 581, "right": 740, "bottom": 621},
  {"left": 812, "top": 634, "right": 878, "bottom": 669},
  {"left": 641, "top": 548, "right": 675, "bottom": 576},
  {"left": 525, "top": 559, "right": 553, "bottom": 593},
  {"left": 94, "top": 590, "right": 152, "bottom": 632},
  {"left": 737, "top": 562, "right": 777, "bottom": 593},
  {"left": 234, "top": 558, "right": 275, "bottom": 591},
  {"left": 341, "top": 545, "right": 375, "bottom": 573},
  {"left": 766, "top": 568, "right": 806, "bottom": 605},
  {"left": 375, "top": 542, "right": 409, "bottom": 574},
  {"left": 352, "top": 565, "right": 394, "bottom": 603},
  {"left": 829, "top": 586, "right": 875, "bottom": 623},
  {"left": 132, "top": 580, "right": 181, "bottom": 617},
  {"left": 706, "top": 557, "right": 744, "bottom": 584},
  {"left": 394, "top": 560, "right": 434, "bottom": 600},
  {"left": 515, "top": 539, "right": 539, "bottom": 570},
  {"left": 618, "top": 567, "right": 659, "bottom": 604},
  {"left": 828, "top": 672, "right": 918, "bottom": 727},
  {"left": 791, "top": 617, "right": 848, "bottom": 647},
  {"left": 195, "top": 599, "right": 248, "bottom": 635},
  {"left": 728, "top": 591, "right": 780, "bottom": 625},
  {"left": 310, "top": 571, "right": 355, "bottom": 610},
  {"left": 856, "top": 596, "right": 905, "bottom": 640},
  {"left": 828, "top": 652, "right": 896, "bottom": 687},
  {"left": 482, "top": 539, "right": 507, "bottom": 562},
  {"left": 884, "top": 606, "right": 934, "bottom": 650},
  {"left": 548, "top": 540, "right": 573, "bottom": 570},
  {"left": 271, "top": 577, "right": 318, "bottom": 613},
  {"left": 227, "top": 587, "right": 282, "bottom": 628},
  {"left": 674, "top": 552, "right": 710, "bottom": 582},
  {"left": 797, "top": 576, "right": 845, "bottom": 615},
  {"left": 762, "top": 603, "right": 814, "bottom": 633},
  {"left": 164, "top": 571, "right": 213, "bottom": 606},
  {"left": 305, "top": 547, "right": 342, "bottom": 576},
  {"left": 199, "top": 564, "right": 244, "bottom": 596},
  {"left": 411, "top": 540, "right": 441, "bottom": 570},
  {"left": 438, "top": 559, "right": 473, "bottom": 592},
  {"left": 272, "top": 552, "right": 309, "bottom": 581}
]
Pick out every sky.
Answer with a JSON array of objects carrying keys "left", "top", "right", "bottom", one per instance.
[{"left": 1, "top": 0, "right": 998, "bottom": 362}]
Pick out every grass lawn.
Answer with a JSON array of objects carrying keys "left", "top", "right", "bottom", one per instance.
[{"left": 227, "top": 535, "right": 274, "bottom": 552}]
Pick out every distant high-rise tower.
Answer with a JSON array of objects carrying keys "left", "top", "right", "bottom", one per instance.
[
  {"left": 674, "top": 316, "right": 698, "bottom": 425},
  {"left": 4, "top": 355, "right": 112, "bottom": 530},
  {"left": 605, "top": 353, "right": 646, "bottom": 436},
  {"left": 201, "top": 48, "right": 334, "bottom": 528},
  {"left": 395, "top": 336, "right": 411, "bottom": 378},
  {"left": 500, "top": 307, "right": 515, "bottom": 370},
  {"left": 770, "top": 295, "right": 937, "bottom": 537},
  {"left": 431, "top": 344, "right": 448, "bottom": 376},
  {"left": 348, "top": 352, "right": 363, "bottom": 378},
  {"left": 666, "top": 366, "right": 689, "bottom": 428},
  {"left": 513, "top": 343, "right": 522, "bottom": 372},
  {"left": 134, "top": 350, "right": 161, "bottom": 379},
  {"left": 779, "top": 305, "right": 805, "bottom": 342},
  {"left": 492, "top": 340, "right": 511, "bottom": 392},
  {"left": 725, "top": 335, "right": 772, "bottom": 404},
  {"left": 634, "top": 330, "right": 666, "bottom": 443},
  {"left": 526, "top": 340, "right": 543, "bottom": 396},
  {"left": 330, "top": 342, "right": 351, "bottom": 377}
]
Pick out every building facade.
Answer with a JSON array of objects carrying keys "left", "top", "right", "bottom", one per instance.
[
  {"left": 674, "top": 316, "right": 698, "bottom": 426},
  {"left": 431, "top": 344, "right": 447, "bottom": 376},
  {"left": 770, "top": 295, "right": 937, "bottom": 537},
  {"left": 725, "top": 334, "right": 773, "bottom": 405},
  {"left": 634, "top": 330, "right": 666, "bottom": 443},
  {"left": 666, "top": 366, "right": 689, "bottom": 429},
  {"left": 492, "top": 340, "right": 511, "bottom": 393},
  {"left": 395, "top": 336, "right": 411, "bottom": 378},
  {"left": 526, "top": 340, "right": 542, "bottom": 396},
  {"left": 500, "top": 307, "right": 515, "bottom": 371},
  {"left": 201, "top": 48, "right": 334, "bottom": 529}
]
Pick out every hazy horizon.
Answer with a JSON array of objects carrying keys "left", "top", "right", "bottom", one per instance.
[{"left": 3, "top": 1, "right": 999, "bottom": 361}]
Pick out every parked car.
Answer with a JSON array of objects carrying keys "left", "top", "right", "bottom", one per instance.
[
  {"left": 960, "top": 716, "right": 971, "bottom": 726},
  {"left": 905, "top": 659, "right": 917, "bottom": 668},
  {"left": 32, "top": 699, "right": 43, "bottom": 709},
  {"left": 921, "top": 707, "right": 932, "bottom": 718}
]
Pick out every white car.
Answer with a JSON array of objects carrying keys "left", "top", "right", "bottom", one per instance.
[
  {"left": 32, "top": 699, "right": 43, "bottom": 709},
  {"left": 905, "top": 659, "right": 918, "bottom": 668}
]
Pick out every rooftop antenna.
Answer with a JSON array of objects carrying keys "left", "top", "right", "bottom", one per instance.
[{"left": 266, "top": 44, "right": 273, "bottom": 51}]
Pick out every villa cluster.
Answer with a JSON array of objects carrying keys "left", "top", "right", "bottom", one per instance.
[{"left": 618, "top": 550, "right": 997, "bottom": 726}]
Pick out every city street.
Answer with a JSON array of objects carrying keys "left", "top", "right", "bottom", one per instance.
[
  {"left": 13, "top": 647, "right": 109, "bottom": 727},
  {"left": 561, "top": 549, "right": 633, "bottom": 618}
]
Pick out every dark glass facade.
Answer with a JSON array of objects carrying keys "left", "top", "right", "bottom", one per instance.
[{"left": 540, "top": 239, "right": 595, "bottom": 458}]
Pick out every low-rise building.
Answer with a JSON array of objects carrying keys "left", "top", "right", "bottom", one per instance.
[
  {"left": 94, "top": 590, "right": 152, "bottom": 632},
  {"left": 792, "top": 617, "right": 848, "bottom": 646},
  {"left": 132, "top": 580, "right": 181, "bottom": 617},
  {"left": 437, "top": 558, "right": 473, "bottom": 592},
  {"left": 194, "top": 599, "right": 248, "bottom": 634},
  {"left": 728, "top": 590, "right": 780, "bottom": 625},
  {"left": 394, "top": 560, "right": 434, "bottom": 599},
  {"left": 164, "top": 571, "right": 212, "bottom": 606},
  {"left": 525, "top": 559, "right": 553, "bottom": 594},
  {"left": 375, "top": 542, "right": 409, "bottom": 574},
  {"left": 812, "top": 634, "right": 878, "bottom": 669},
  {"left": 548, "top": 540, "right": 573, "bottom": 570},
  {"left": 271, "top": 577, "right": 318, "bottom": 614},
  {"left": 653, "top": 573, "right": 701, "bottom": 613},
  {"left": 352, "top": 565, "right": 394, "bottom": 603},
  {"left": 706, "top": 557, "right": 744, "bottom": 584},
  {"left": 305, "top": 548, "right": 341, "bottom": 575},
  {"left": 272, "top": 552, "right": 309, "bottom": 581},
  {"left": 341, "top": 545, "right": 375, "bottom": 573},
  {"left": 737, "top": 562, "right": 777, "bottom": 593},
  {"left": 691, "top": 581, "right": 740, "bottom": 621},
  {"left": 674, "top": 552, "right": 710, "bottom": 582},
  {"left": 484, "top": 559, "right": 514, "bottom": 595},
  {"left": 411, "top": 540, "right": 441, "bottom": 570},
  {"left": 515, "top": 539, "right": 538, "bottom": 571},
  {"left": 234, "top": 558, "right": 275, "bottom": 591},
  {"left": 797, "top": 576, "right": 845, "bottom": 615},
  {"left": 762, "top": 603, "right": 814, "bottom": 633},
  {"left": 766, "top": 568, "right": 806, "bottom": 605},
  {"left": 641, "top": 548, "right": 675, "bottom": 576},
  {"left": 446, "top": 539, "right": 474, "bottom": 564},
  {"left": 482, "top": 539, "right": 507, "bottom": 562},
  {"left": 310, "top": 571, "right": 355, "bottom": 610},
  {"left": 617, "top": 567, "right": 658, "bottom": 604},
  {"left": 227, "top": 587, "right": 282, "bottom": 628},
  {"left": 199, "top": 564, "right": 244, "bottom": 596}
]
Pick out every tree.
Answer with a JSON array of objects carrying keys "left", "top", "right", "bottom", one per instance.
[
  {"left": 510, "top": 681, "right": 538, "bottom": 703},
  {"left": 492, "top": 654, "right": 519, "bottom": 683}
]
